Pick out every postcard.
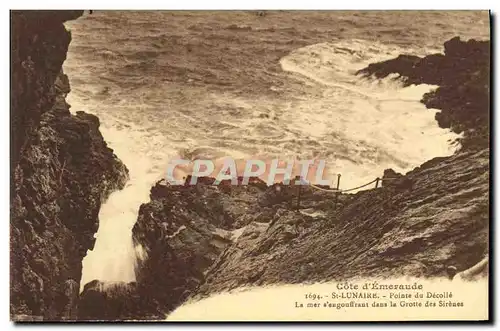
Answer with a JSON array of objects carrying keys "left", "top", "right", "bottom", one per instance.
[{"left": 10, "top": 9, "right": 490, "bottom": 322}]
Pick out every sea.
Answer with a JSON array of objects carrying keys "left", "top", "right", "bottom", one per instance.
[{"left": 63, "top": 10, "right": 490, "bottom": 289}]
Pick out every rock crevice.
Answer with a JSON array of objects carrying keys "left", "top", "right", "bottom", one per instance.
[{"left": 356, "top": 37, "right": 490, "bottom": 149}]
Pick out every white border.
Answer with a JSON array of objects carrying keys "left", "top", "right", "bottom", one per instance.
[{"left": 2, "top": 1, "right": 496, "bottom": 10}]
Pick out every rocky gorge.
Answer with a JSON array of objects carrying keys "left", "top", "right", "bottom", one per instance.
[
  {"left": 10, "top": 11, "right": 489, "bottom": 321},
  {"left": 79, "top": 36, "right": 490, "bottom": 320}
]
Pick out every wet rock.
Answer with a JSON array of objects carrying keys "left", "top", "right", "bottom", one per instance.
[
  {"left": 382, "top": 169, "right": 413, "bottom": 190},
  {"left": 78, "top": 280, "right": 160, "bottom": 321},
  {"left": 357, "top": 54, "right": 421, "bottom": 80},
  {"left": 126, "top": 179, "right": 273, "bottom": 317},
  {"left": 127, "top": 147, "right": 488, "bottom": 318},
  {"left": 357, "top": 36, "right": 490, "bottom": 149}
]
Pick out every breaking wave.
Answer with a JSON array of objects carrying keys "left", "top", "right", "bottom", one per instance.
[{"left": 64, "top": 14, "right": 460, "bottom": 288}]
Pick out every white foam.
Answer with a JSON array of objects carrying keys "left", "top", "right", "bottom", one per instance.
[
  {"left": 64, "top": 34, "right": 460, "bottom": 288},
  {"left": 167, "top": 278, "right": 488, "bottom": 321},
  {"left": 278, "top": 41, "right": 460, "bottom": 190}
]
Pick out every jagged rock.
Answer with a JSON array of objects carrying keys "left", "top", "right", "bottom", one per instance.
[
  {"left": 78, "top": 280, "right": 160, "bottom": 321},
  {"left": 357, "top": 36, "right": 490, "bottom": 149},
  {"left": 381, "top": 168, "right": 413, "bottom": 190},
  {"left": 128, "top": 180, "right": 275, "bottom": 318},
  {"left": 11, "top": 14, "right": 488, "bottom": 321},
  {"left": 357, "top": 54, "right": 421, "bottom": 80},
  {"left": 10, "top": 11, "right": 128, "bottom": 320},
  {"left": 10, "top": 10, "right": 83, "bottom": 182},
  {"left": 85, "top": 30, "right": 490, "bottom": 322},
  {"left": 119, "top": 178, "right": 347, "bottom": 319}
]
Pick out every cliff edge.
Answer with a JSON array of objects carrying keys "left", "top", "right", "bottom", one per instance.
[
  {"left": 10, "top": 11, "right": 128, "bottom": 321},
  {"left": 124, "top": 37, "right": 490, "bottom": 319}
]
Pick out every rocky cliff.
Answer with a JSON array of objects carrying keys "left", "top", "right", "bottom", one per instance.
[
  {"left": 195, "top": 149, "right": 489, "bottom": 296},
  {"left": 10, "top": 11, "right": 128, "bottom": 321},
  {"left": 117, "top": 145, "right": 487, "bottom": 317},
  {"left": 10, "top": 11, "right": 489, "bottom": 322},
  {"left": 356, "top": 37, "right": 490, "bottom": 150},
  {"left": 78, "top": 177, "right": 304, "bottom": 319}
]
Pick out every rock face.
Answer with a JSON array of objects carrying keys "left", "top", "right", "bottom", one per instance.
[
  {"left": 9, "top": 12, "right": 489, "bottom": 321},
  {"left": 195, "top": 149, "right": 489, "bottom": 297},
  {"left": 78, "top": 177, "right": 346, "bottom": 320},
  {"left": 78, "top": 281, "right": 147, "bottom": 321},
  {"left": 132, "top": 178, "right": 356, "bottom": 316},
  {"left": 125, "top": 148, "right": 488, "bottom": 318},
  {"left": 10, "top": 11, "right": 128, "bottom": 320},
  {"left": 356, "top": 37, "right": 490, "bottom": 149},
  {"left": 10, "top": 10, "right": 82, "bottom": 181},
  {"left": 124, "top": 36, "right": 489, "bottom": 320}
]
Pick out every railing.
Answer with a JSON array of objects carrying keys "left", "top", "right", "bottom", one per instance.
[{"left": 295, "top": 175, "right": 400, "bottom": 210}]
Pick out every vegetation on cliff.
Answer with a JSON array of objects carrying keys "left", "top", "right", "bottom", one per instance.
[
  {"left": 356, "top": 37, "right": 490, "bottom": 150},
  {"left": 9, "top": 10, "right": 489, "bottom": 321}
]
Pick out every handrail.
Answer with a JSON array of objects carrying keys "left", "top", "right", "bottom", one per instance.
[
  {"left": 339, "top": 178, "right": 378, "bottom": 193},
  {"left": 308, "top": 176, "right": 401, "bottom": 194}
]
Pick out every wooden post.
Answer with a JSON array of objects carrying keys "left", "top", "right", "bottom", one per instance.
[
  {"left": 296, "top": 184, "right": 301, "bottom": 211},
  {"left": 334, "top": 174, "right": 341, "bottom": 210},
  {"left": 375, "top": 177, "right": 380, "bottom": 188}
]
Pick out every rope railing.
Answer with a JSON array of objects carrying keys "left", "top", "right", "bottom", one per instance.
[
  {"left": 337, "top": 178, "right": 378, "bottom": 193},
  {"left": 296, "top": 175, "right": 403, "bottom": 210},
  {"left": 309, "top": 176, "right": 401, "bottom": 194}
]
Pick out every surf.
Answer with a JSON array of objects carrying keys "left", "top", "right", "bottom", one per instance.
[{"left": 63, "top": 13, "right": 460, "bottom": 290}]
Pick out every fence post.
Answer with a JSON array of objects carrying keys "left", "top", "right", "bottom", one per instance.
[
  {"left": 375, "top": 177, "right": 380, "bottom": 188},
  {"left": 334, "top": 174, "right": 341, "bottom": 210},
  {"left": 296, "top": 184, "right": 301, "bottom": 211}
]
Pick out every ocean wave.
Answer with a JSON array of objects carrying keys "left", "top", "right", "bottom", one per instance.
[{"left": 62, "top": 12, "right": 480, "bottom": 286}]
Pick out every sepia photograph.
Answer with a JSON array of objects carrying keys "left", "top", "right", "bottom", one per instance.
[{"left": 8, "top": 7, "right": 491, "bottom": 322}]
